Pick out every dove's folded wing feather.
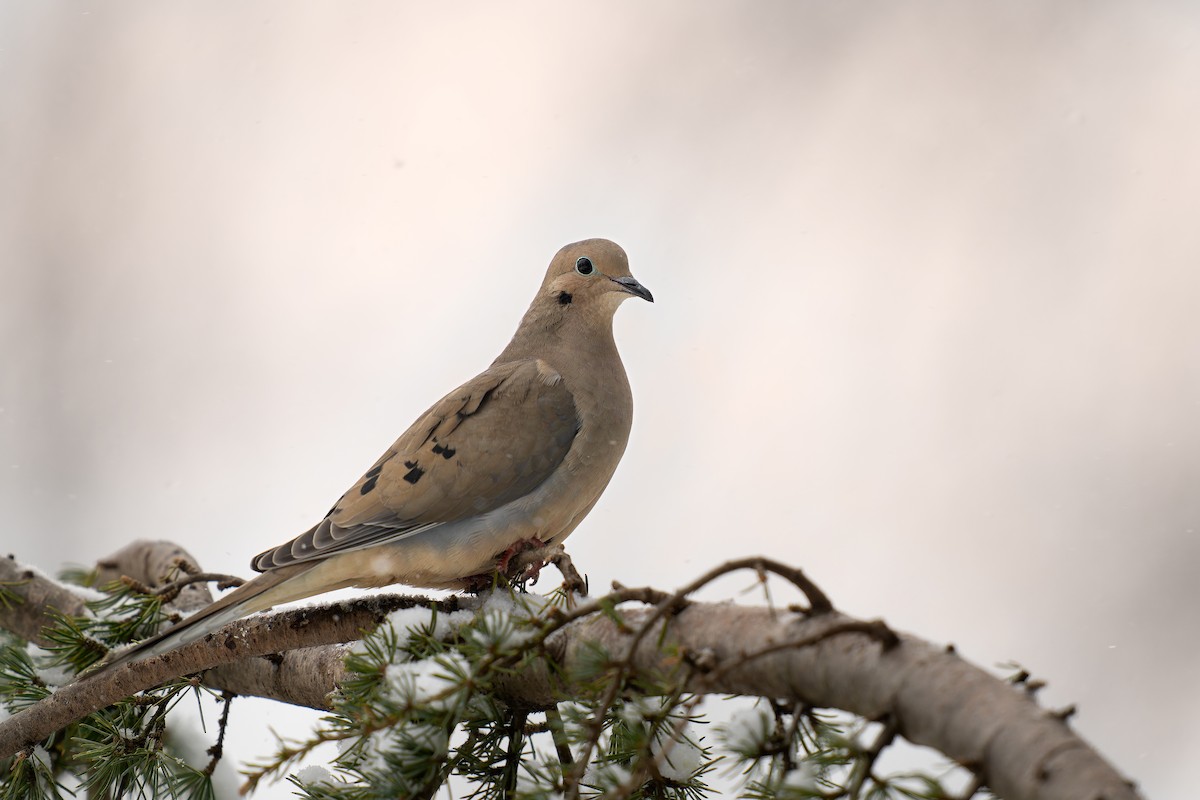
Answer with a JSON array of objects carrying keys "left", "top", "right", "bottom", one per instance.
[{"left": 251, "top": 359, "right": 578, "bottom": 571}]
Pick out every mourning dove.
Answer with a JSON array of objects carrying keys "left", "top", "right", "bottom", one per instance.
[{"left": 96, "top": 238, "right": 651, "bottom": 672}]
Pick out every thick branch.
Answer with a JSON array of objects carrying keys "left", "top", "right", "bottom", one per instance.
[
  {"left": 0, "top": 541, "right": 216, "bottom": 647},
  {"left": 0, "top": 554, "right": 89, "bottom": 645},
  {"left": 0, "top": 547, "right": 1142, "bottom": 800},
  {"left": 513, "top": 605, "right": 1140, "bottom": 800},
  {"left": 93, "top": 539, "right": 215, "bottom": 612},
  {"left": 205, "top": 644, "right": 353, "bottom": 709}
]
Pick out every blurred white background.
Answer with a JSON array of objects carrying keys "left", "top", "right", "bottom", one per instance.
[{"left": 2, "top": 2, "right": 1197, "bottom": 797}]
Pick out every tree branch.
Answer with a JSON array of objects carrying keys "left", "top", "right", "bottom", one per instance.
[
  {"left": 0, "top": 554, "right": 89, "bottom": 645},
  {"left": 0, "top": 545, "right": 1142, "bottom": 800},
  {"left": 0, "top": 588, "right": 465, "bottom": 757},
  {"left": 94, "top": 539, "right": 216, "bottom": 613}
]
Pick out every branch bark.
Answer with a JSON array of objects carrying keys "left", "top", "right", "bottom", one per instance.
[
  {"left": 1, "top": 554, "right": 89, "bottom": 644},
  {"left": 0, "top": 544, "right": 1142, "bottom": 800}
]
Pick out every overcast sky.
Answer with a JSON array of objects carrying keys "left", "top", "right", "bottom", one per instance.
[{"left": 2, "top": 2, "right": 1197, "bottom": 797}]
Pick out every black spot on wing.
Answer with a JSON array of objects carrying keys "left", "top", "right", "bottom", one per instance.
[
  {"left": 358, "top": 460, "right": 389, "bottom": 496},
  {"left": 403, "top": 464, "right": 425, "bottom": 484},
  {"left": 431, "top": 443, "right": 456, "bottom": 459}
]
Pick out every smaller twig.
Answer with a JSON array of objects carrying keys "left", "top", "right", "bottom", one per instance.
[
  {"left": 847, "top": 716, "right": 897, "bottom": 800},
  {"left": 545, "top": 706, "right": 575, "bottom": 768},
  {"left": 151, "top": 572, "right": 246, "bottom": 603},
  {"left": 782, "top": 701, "right": 808, "bottom": 765},
  {"left": 142, "top": 689, "right": 176, "bottom": 753},
  {"left": 167, "top": 556, "right": 201, "bottom": 575},
  {"left": 502, "top": 710, "right": 528, "bottom": 800},
  {"left": 768, "top": 701, "right": 790, "bottom": 765},
  {"left": 1050, "top": 704, "right": 1076, "bottom": 723},
  {"left": 608, "top": 582, "right": 673, "bottom": 606},
  {"left": 550, "top": 549, "right": 588, "bottom": 597},
  {"left": 752, "top": 561, "right": 777, "bottom": 618},
  {"left": 769, "top": 700, "right": 806, "bottom": 770},
  {"left": 679, "top": 557, "right": 834, "bottom": 615},
  {"left": 118, "top": 575, "right": 156, "bottom": 595},
  {"left": 204, "top": 692, "right": 236, "bottom": 776}
]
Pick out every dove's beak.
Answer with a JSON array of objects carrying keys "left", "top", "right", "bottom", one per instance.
[{"left": 611, "top": 276, "right": 654, "bottom": 303}]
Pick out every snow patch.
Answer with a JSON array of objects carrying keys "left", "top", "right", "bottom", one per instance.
[
  {"left": 24, "top": 644, "right": 73, "bottom": 688},
  {"left": 30, "top": 746, "right": 52, "bottom": 768},
  {"left": 478, "top": 587, "right": 552, "bottom": 616},
  {"left": 652, "top": 727, "right": 704, "bottom": 782},
  {"left": 467, "top": 589, "right": 547, "bottom": 650},
  {"left": 721, "top": 703, "right": 774, "bottom": 754},
  {"left": 16, "top": 562, "right": 108, "bottom": 607},
  {"left": 383, "top": 651, "right": 471, "bottom": 708},
  {"left": 294, "top": 764, "right": 335, "bottom": 785},
  {"left": 781, "top": 761, "right": 819, "bottom": 791},
  {"left": 383, "top": 605, "right": 474, "bottom": 645}
]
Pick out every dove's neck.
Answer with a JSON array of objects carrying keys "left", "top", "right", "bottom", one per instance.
[
  {"left": 496, "top": 300, "right": 632, "bottom": 417},
  {"left": 497, "top": 298, "right": 635, "bottom": 493},
  {"left": 497, "top": 297, "right": 619, "bottom": 365}
]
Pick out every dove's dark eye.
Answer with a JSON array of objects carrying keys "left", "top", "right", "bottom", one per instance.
[{"left": 575, "top": 257, "right": 595, "bottom": 276}]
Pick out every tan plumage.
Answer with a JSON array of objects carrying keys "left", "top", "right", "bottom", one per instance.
[{"left": 95, "top": 238, "right": 651, "bottom": 673}]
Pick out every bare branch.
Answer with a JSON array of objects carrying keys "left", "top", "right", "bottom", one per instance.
[{"left": 204, "top": 644, "right": 353, "bottom": 709}]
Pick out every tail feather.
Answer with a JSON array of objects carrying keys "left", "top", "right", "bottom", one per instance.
[{"left": 88, "top": 564, "right": 312, "bottom": 677}]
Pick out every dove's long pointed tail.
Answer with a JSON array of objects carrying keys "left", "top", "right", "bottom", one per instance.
[{"left": 88, "top": 563, "right": 315, "bottom": 677}]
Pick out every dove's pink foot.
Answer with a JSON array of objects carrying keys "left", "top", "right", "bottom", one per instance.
[
  {"left": 460, "top": 537, "right": 550, "bottom": 592},
  {"left": 497, "top": 536, "right": 548, "bottom": 575}
]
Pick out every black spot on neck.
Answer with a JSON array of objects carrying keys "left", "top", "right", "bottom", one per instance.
[{"left": 557, "top": 291, "right": 573, "bottom": 305}]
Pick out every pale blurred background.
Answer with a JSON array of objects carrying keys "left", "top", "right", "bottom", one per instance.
[{"left": 2, "top": 2, "right": 1197, "bottom": 797}]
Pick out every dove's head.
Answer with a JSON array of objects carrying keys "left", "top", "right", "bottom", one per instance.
[
  {"left": 540, "top": 239, "right": 654, "bottom": 315},
  {"left": 502, "top": 238, "right": 651, "bottom": 364}
]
